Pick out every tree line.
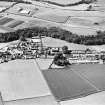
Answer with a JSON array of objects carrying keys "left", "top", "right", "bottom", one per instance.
[
  {"left": 38, "top": 0, "right": 97, "bottom": 7},
  {"left": 0, "top": 27, "right": 105, "bottom": 45},
  {"left": 0, "top": 0, "right": 31, "bottom": 4}
]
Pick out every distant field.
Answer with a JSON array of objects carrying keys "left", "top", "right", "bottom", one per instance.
[
  {"left": 61, "top": 25, "right": 97, "bottom": 35},
  {"left": 0, "top": 17, "right": 14, "bottom": 25},
  {"left": 8, "top": 20, "right": 24, "bottom": 28},
  {"left": 0, "top": 26, "right": 14, "bottom": 33},
  {"left": 66, "top": 17, "right": 93, "bottom": 26},
  {"left": 43, "top": 64, "right": 105, "bottom": 101}
]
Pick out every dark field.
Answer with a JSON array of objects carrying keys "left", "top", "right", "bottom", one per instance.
[
  {"left": 0, "top": 17, "right": 14, "bottom": 25},
  {"left": 42, "top": 64, "right": 105, "bottom": 101},
  {"left": 8, "top": 20, "right": 24, "bottom": 28}
]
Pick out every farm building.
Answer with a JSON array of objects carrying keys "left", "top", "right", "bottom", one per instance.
[{"left": 20, "top": 9, "right": 31, "bottom": 14}]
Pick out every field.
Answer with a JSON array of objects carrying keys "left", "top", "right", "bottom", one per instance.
[
  {"left": 0, "top": 1, "right": 104, "bottom": 35},
  {"left": 43, "top": 64, "right": 105, "bottom": 101},
  {"left": 35, "top": 13, "right": 69, "bottom": 23},
  {"left": 0, "top": 60, "right": 51, "bottom": 101},
  {"left": 0, "top": 17, "right": 14, "bottom": 25},
  {"left": 7, "top": 20, "right": 24, "bottom": 28},
  {"left": 0, "top": 16, "right": 25, "bottom": 33},
  {"left": 0, "top": 28, "right": 9, "bottom": 33}
]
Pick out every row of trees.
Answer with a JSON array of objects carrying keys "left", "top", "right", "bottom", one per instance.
[
  {"left": 0, "top": 0, "right": 31, "bottom": 4},
  {"left": 0, "top": 26, "right": 105, "bottom": 45},
  {"left": 40, "top": 0, "right": 97, "bottom": 7}
]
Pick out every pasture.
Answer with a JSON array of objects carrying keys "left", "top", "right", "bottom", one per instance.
[
  {"left": 0, "top": 17, "right": 14, "bottom": 25},
  {"left": 43, "top": 64, "right": 105, "bottom": 101}
]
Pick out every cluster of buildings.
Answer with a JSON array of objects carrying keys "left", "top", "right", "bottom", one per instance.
[{"left": 0, "top": 37, "right": 105, "bottom": 64}]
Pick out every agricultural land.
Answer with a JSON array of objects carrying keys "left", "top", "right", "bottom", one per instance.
[{"left": 0, "top": 0, "right": 105, "bottom": 105}]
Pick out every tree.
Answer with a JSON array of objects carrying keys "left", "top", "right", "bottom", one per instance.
[
  {"left": 62, "top": 46, "right": 71, "bottom": 54},
  {"left": 53, "top": 52, "right": 70, "bottom": 66}
]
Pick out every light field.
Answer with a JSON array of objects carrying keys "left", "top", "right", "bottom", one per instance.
[
  {"left": 0, "top": 16, "right": 24, "bottom": 33},
  {"left": 0, "top": 60, "right": 51, "bottom": 101},
  {"left": 35, "top": 14, "right": 69, "bottom": 23},
  {"left": 66, "top": 17, "right": 93, "bottom": 26}
]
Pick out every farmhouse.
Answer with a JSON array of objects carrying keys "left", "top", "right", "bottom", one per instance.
[{"left": 20, "top": 9, "right": 31, "bottom": 14}]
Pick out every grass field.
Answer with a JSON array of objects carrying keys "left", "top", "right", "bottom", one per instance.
[
  {"left": 66, "top": 17, "right": 93, "bottom": 26},
  {"left": 5, "top": 95, "right": 58, "bottom": 105},
  {"left": 35, "top": 13, "right": 69, "bottom": 23},
  {"left": 0, "top": 0, "right": 105, "bottom": 36},
  {"left": 43, "top": 64, "right": 105, "bottom": 101}
]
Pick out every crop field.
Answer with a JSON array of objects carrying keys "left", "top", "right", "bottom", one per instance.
[
  {"left": 61, "top": 25, "right": 97, "bottom": 35},
  {"left": 0, "top": 16, "right": 25, "bottom": 33},
  {"left": 43, "top": 64, "right": 105, "bottom": 101},
  {"left": 66, "top": 17, "right": 93, "bottom": 26},
  {"left": 0, "top": 60, "right": 51, "bottom": 101},
  {"left": 7, "top": 20, "right": 24, "bottom": 28},
  {"left": 35, "top": 13, "right": 69, "bottom": 23},
  {"left": 0, "top": 28, "right": 8, "bottom": 33},
  {"left": 0, "top": 17, "right": 14, "bottom": 25}
]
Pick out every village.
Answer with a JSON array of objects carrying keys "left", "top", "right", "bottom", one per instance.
[{"left": 0, "top": 36, "right": 105, "bottom": 66}]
